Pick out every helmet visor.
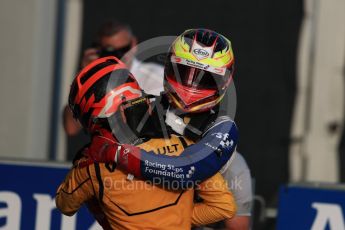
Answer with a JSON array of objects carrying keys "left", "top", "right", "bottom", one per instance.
[
  {"left": 165, "top": 55, "right": 232, "bottom": 91},
  {"left": 109, "top": 96, "right": 152, "bottom": 143}
]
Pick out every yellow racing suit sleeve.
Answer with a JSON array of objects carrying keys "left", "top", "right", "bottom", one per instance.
[
  {"left": 192, "top": 172, "right": 237, "bottom": 226},
  {"left": 55, "top": 165, "right": 94, "bottom": 216}
]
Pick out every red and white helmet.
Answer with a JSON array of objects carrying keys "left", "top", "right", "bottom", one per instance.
[{"left": 68, "top": 56, "right": 142, "bottom": 132}]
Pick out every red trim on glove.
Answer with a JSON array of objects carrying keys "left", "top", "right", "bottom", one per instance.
[{"left": 117, "top": 144, "right": 142, "bottom": 178}]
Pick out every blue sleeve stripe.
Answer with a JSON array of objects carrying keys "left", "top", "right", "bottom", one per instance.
[{"left": 139, "top": 120, "right": 238, "bottom": 188}]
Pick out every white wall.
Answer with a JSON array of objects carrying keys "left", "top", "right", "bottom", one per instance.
[
  {"left": 290, "top": 0, "right": 345, "bottom": 182},
  {"left": 0, "top": 0, "right": 57, "bottom": 160}
]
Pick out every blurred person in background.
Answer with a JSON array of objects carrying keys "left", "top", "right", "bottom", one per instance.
[
  {"left": 81, "top": 19, "right": 164, "bottom": 95},
  {"left": 64, "top": 19, "right": 164, "bottom": 160}
]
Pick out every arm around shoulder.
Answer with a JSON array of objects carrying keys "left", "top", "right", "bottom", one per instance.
[
  {"left": 192, "top": 173, "right": 237, "bottom": 226},
  {"left": 55, "top": 165, "right": 93, "bottom": 216}
]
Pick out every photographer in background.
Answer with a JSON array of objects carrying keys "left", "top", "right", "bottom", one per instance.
[
  {"left": 64, "top": 19, "right": 164, "bottom": 160},
  {"left": 81, "top": 20, "right": 164, "bottom": 95}
]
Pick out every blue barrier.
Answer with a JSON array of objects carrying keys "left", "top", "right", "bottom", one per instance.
[
  {"left": 277, "top": 184, "right": 345, "bottom": 230},
  {"left": 4, "top": 160, "right": 345, "bottom": 230},
  {"left": 0, "top": 160, "right": 97, "bottom": 230}
]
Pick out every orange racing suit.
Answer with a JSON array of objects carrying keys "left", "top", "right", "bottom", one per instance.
[{"left": 56, "top": 134, "right": 236, "bottom": 229}]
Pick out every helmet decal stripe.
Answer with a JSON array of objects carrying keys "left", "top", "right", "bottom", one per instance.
[
  {"left": 97, "top": 83, "right": 142, "bottom": 118},
  {"left": 75, "top": 64, "right": 117, "bottom": 104},
  {"left": 77, "top": 56, "right": 120, "bottom": 79},
  {"left": 80, "top": 94, "right": 95, "bottom": 114}
]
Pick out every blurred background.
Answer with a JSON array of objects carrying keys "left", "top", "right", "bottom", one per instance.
[{"left": 0, "top": 0, "right": 345, "bottom": 229}]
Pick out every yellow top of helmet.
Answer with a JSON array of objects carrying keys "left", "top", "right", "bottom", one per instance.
[{"left": 172, "top": 31, "right": 234, "bottom": 68}]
